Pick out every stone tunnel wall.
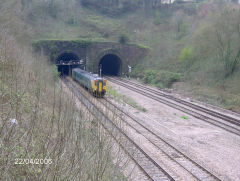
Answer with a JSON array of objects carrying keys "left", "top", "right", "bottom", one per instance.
[
  {"left": 87, "top": 42, "right": 149, "bottom": 75},
  {"left": 33, "top": 40, "right": 149, "bottom": 75}
]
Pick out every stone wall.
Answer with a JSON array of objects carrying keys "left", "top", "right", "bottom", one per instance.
[{"left": 33, "top": 39, "right": 149, "bottom": 74}]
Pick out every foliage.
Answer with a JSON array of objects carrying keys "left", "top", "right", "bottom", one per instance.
[
  {"left": 0, "top": 28, "right": 127, "bottom": 181},
  {"left": 52, "top": 65, "right": 60, "bottom": 81},
  {"left": 179, "top": 47, "right": 193, "bottom": 62},
  {"left": 24, "top": 0, "right": 60, "bottom": 20},
  {"left": 107, "top": 86, "right": 147, "bottom": 112},
  {"left": 125, "top": 98, "right": 147, "bottom": 112},
  {"left": 80, "top": 0, "right": 139, "bottom": 16},
  {"left": 6, "top": 0, "right": 240, "bottom": 112},
  {"left": 179, "top": 22, "right": 189, "bottom": 38},
  {"left": 118, "top": 34, "right": 129, "bottom": 44},
  {"left": 142, "top": 69, "right": 181, "bottom": 88},
  {"left": 80, "top": 0, "right": 171, "bottom": 16},
  {"left": 181, "top": 115, "right": 189, "bottom": 119},
  {"left": 172, "top": 10, "right": 190, "bottom": 39},
  {"left": 179, "top": 47, "right": 194, "bottom": 69},
  {"left": 213, "top": 8, "right": 240, "bottom": 77},
  {"left": 33, "top": 39, "right": 94, "bottom": 48}
]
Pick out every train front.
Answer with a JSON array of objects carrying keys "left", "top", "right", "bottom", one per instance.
[{"left": 92, "top": 78, "right": 107, "bottom": 97}]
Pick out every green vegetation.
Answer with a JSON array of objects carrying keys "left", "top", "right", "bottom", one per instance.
[
  {"left": 3, "top": 1, "right": 240, "bottom": 110},
  {"left": 181, "top": 115, "right": 189, "bottom": 119},
  {"left": 140, "top": 70, "right": 181, "bottom": 88},
  {"left": 33, "top": 39, "right": 95, "bottom": 49},
  {"left": 119, "top": 34, "right": 129, "bottom": 44},
  {"left": 179, "top": 47, "right": 194, "bottom": 63},
  {"left": 0, "top": 33, "right": 127, "bottom": 181},
  {"left": 125, "top": 98, "right": 147, "bottom": 112},
  {"left": 80, "top": 0, "right": 142, "bottom": 16},
  {"left": 0, "top": 1, "right": 129, "bottom": 180},
  {"left": 107, "top": 86, "right": 122, "bottom": 101},
  {"left": 107, "top": 86, "right": 147, "bottom": 112},
  {"left": 179, "top": 47, "right": 194, "bottom": 69}
]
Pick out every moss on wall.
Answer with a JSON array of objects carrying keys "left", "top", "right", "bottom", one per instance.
[{"left": 33, "top": 39, "right": 149, "bottom": 72}]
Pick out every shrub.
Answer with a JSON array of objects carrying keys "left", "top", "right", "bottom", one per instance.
[
  {"left": 142, "top": 69, "right": 181, "bottom": 88},
  {"left": 142, "top": 70, "right": 156, "bottom": 84},
  {"left": 179, "top": 47, "right": 193, "bottom": 62},
  {"left": 155, "top": 71, "right": 181, "bottom": 88},
  {"left": 0, "top": 31, "right": 127, "bottom": 181},
  {"left": 119, "top": 34, "right": 129, "bottom": 44},
  {"left": 52, "top": 65, "right": 60, "bottom": 81},
  {"left": 179, "top": 47, "right": 194, "bottom": 69}
]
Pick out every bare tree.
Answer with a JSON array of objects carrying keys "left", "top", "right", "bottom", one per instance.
[{"left": 214, "top": 7, "right": 240, "bottom": 77}]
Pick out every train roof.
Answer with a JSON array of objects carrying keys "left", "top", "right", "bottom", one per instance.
[{"left": 72, "top": 68, "right": 104, "bottom": 80}]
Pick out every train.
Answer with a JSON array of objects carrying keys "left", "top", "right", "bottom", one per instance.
[{"left": 72, "top": 68, "right": 107, "bottom": 97}]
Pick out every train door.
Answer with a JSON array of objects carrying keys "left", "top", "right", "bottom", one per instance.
[{"left": 98, "top": 80, "right": 103, "bottom": 92}]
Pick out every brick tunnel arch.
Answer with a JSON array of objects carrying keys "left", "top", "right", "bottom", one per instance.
[
  {"left": 56, "top": 52, "right": 79, "bottom": 75},
  {"left": 99, "top": 54, "right": 122, "bottom": 76}
]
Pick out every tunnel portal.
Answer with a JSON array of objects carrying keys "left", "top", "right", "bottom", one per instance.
[
  {"left": 99, "top": 54, "right": 122, "bottom": 76},
  {"left": 56, "top": 53, "right": 80, "bottom": 75}
]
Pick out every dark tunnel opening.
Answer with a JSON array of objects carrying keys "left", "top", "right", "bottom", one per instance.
[
  {"left": 99, "top": 54, "right": 122, "bottom": 76},
  {"left": 56, "top": 53, "right": 80, "bottom": 75}
]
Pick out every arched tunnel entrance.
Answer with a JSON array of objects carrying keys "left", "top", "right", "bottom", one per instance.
[
  {"left": 99, "top": 54, "right": 122, "bottom": 76},
  {"left": 56, "top": 52, "right": 80, "bottom": 75}
]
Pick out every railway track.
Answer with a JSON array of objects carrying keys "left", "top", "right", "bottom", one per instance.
[
  {"left": 62, "top": 77, "right": 176, "bottom": 181},
  {"left": 62, "top": 77, "right": 223, "bottom": 181},
  {"left": 110, "top": 77, "right": 240, "bottom": 123},
  {"left": 105, "top": 76, "right": 240, "bottom": 136},
  {"left": 99, "top": 98, "right": 222, "bottom": 181}
]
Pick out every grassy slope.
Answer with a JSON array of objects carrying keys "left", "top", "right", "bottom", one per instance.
[
  {"left": 0, "top": 1, "right": 128, "bottom": 180},
  {"left": 23, "top": 1, "right": 240, "bottom": 112}
]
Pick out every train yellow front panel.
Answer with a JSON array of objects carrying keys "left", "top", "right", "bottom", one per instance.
[{"left": 99, "top": 82, "right": 102, "bottom": 92}]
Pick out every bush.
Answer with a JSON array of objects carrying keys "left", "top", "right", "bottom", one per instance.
[
  {"left": 179, "top": 47, "right": 194, "bottom": 68},
  {"left": 0, "top": 31, "right": 127, "bottom": 181},
  {"left": 142, "top": 70, "right": 156, "bottom": 84},
  {"left": 130, "top": 65, "right": 144, "bottom": 78},
  {"left": 142, "top": 69, "right": 181, "bottom": 88},
  {"left": 179, "top": 47, "right": 193, "bottom": 62},
  {"left": 119, "top": 34, "right": 129, "bottom": 44}
]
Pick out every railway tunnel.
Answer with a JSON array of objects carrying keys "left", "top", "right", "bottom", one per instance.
[
  {"left": 56, "top": 52, "right": 80, "bottom": 75},
  {"left": 99, "top": 54, "right": 122, "bottom": 76}
]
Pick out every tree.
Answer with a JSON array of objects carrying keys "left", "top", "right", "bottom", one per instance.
[{"left": 214, "top": 8, "right": 240, "bottom": 77}]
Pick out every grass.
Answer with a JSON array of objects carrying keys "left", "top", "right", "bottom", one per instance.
[
  {"left": 107, "top": 86, "right": 147, "bottom": 112},
  {"left": 107, "top": 86, "right": 121, "bottom": 101},
  {"left": 125, "top": 98, "right": 147, "bottom": 112},
  {"left": 181, "top": 115, "right": 189, "bottom": 119},
  {"left": 173, "top": 81, "right": 240, "bottom": 113}
]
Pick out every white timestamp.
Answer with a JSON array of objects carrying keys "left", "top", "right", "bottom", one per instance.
[{"left": 15, "top": 158, "right": 52, "bottom": 165}]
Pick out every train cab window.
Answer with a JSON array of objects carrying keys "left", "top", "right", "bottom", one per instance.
[
  {"left": 103, "top": 82, "right": 106, "bottom": 86},
  {"left": 95, "top": 81, "right": 98, "bottom": 86}
]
